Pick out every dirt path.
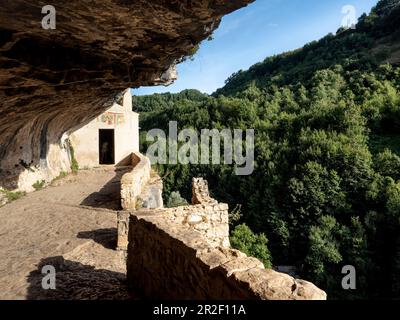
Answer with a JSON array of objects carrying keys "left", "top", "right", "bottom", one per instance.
[{"left": 0, "top": 167, "right": 136, "bottom": 300}]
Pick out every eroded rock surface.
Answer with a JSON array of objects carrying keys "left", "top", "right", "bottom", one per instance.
[{"left": 0, "top": 0, "right": 253, "bottom": 190}]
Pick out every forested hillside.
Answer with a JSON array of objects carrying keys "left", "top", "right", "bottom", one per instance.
[{"left": 134, "top": 0, "right": 400, "bottom": 299}]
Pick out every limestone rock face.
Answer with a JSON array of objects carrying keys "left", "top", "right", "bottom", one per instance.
[{"left": 0, "top": 0, "right": 253, "bottom": 190}]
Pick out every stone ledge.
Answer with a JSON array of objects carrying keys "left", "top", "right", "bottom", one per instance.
[
  {"left": 120, "top": 153, "right": 151, "bottom": 210},
  {"left": 126, "top": 214, "right": 327, "bottom": 300}
]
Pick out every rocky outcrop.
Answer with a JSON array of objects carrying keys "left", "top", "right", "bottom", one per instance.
[{"left": 0, "top": 0, "right": 254, "bottom": 190}]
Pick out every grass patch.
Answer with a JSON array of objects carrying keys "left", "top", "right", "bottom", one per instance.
[
  {"left": 53, "top": 171, "right": 68, "bottom": 181},
  {"left": 71, "top": 158, "right": 79, "bottom": 174},
  {"left": 50, "top": 171, "right": 72, "bottom": 186},
  {"left": 32, "top": 180, "right": 46, "bottom": 191},
  {"left": 0, "top": 189, "right": 26, "bottom": 202}
]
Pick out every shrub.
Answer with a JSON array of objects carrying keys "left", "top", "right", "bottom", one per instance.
[
  {"left": 32, "top": 180, "right": 46, "bottom": 191},
  {"left": 0, "top": 189, "right": 26, "bottom": 202},
  {"left": 166, "top": 191, "right": 188, "bottom": 208},
  {"left": 69, "top": 144, "right": 79, "bottom": 174},
  {"left": 230, "top": 224, "right": 272, "bottom": 268},
  {"left": 135, "top": 197, "right": 143, "bottom": 210},
  {"left": 55, "top": 171, "right": 68, "bottom": 180}
]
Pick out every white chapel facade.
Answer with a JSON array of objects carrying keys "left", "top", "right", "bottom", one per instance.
[{"left": 70, "top": 89, "right": 139, "bottom": 168}]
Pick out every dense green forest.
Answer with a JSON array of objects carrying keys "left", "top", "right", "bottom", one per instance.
[{"left": 134, "top": 0, "right": 400, "bottom": 299}]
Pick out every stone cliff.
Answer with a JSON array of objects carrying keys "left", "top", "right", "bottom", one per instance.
[{"left": 0, "top": 0, "right": 253, "bottom": 190}]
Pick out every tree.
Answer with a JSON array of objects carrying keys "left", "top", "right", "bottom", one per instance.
[
  {"left": 230, "top": 224, "right": 272, "bottom": 268},
  {"left": 305, "top": 216, "right": 342, "bottom": 287},
  {"left": 136, "top": 0, "right": 400, "bottom": 299},
  {"left": 374, "top": 149, "right": 400, "bottom": 181}
]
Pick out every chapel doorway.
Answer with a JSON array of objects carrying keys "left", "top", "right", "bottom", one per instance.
[{"left": 99, "top": 129, "right": 115, "bottom": 165}]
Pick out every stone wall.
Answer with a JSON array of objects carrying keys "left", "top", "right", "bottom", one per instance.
[
  {"left": 126, "top": 213, "right": 327, "bottom": 300},
  {"left": 117, "top": 203, "right": 230, "bottom": 251},
  {"left": 192, "top": 177, "right": 218, "bottom": 205},
  {"left": 117, "top": 177, "right": 230, "bottom": 250},
  {"left": 162, "top": 203, "right": 230, "bottom": 248},
  {"left": 120, "top": 153, "right": 151, "bottom": 210},
  {"left": 120, "top": 175, "right": 326, "bottom": 299}
]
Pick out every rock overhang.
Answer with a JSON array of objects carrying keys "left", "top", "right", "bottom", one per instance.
[{"left": 0, "top": 0, "right": 254, "bottom": 189}]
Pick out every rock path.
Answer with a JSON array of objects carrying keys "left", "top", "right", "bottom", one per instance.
[{"left": 0, "top": 167, "right": 136, "bottom": 300}]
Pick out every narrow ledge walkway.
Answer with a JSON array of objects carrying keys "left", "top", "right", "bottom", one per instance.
[{"left": 0, "top": 167, "right": 137, "bottom": 300}]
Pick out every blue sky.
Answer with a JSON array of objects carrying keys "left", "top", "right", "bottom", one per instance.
[{"left": 133, "top": 0, "right": 378, "bottom": 96}]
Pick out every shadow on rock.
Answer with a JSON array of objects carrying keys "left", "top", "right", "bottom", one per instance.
[
  {"left": 26, "top": 256, "right": 137, "bottom": 300},
  {"left": 77, "top": 228, "right": 117, "bottom": 250}
]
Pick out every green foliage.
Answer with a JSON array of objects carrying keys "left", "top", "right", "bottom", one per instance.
[
  {"left": 136, "top": 0, "right": 400, "bottom": 299},
  {"left": 215, "top": 0, "right": 398, "bottom": 98},
  {"left": 71, "top": 158, "right": 79, "bottom": 174},
  {"left": 166, "top": 191, "right": 188, "bottom": 208},
  {"left": 134, "top": 89, "right": 208, "bottom": 113},
  {"left": 230, "top": 224, "right": 272, "bottom": 268},
  {"left": 54, "top": 171, "right": 68, "bottom": 181},
  {"left": 69, "top": 145, "right": 79, "bottom": 174},
  {"left": 369, "top": 133, "right": 400, "bottom": 156},
  {"left": 0, "top": 189, "right": 26, "bottom": 202},
  {"left": 374, "top": 149, "right": 400, "bottom": 180},
  {"left": 229, "top": 204, "right": 243, "bottom": 226},
  {"left": 32, "top": 180, "right": 46, "bottom": 191},
  {"left": 305, "top": 216, "right": 342, "bottom": 284},
  {"left": 135, "top": 197, "right": 143, "bottom": 210},
  {"left": 185, "top": 44, "right": 200, "bottom": 62}
]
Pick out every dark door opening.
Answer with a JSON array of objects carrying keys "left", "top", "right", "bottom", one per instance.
[{"left": 99, "top": 129, "right": 115, "bottom": 165}]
